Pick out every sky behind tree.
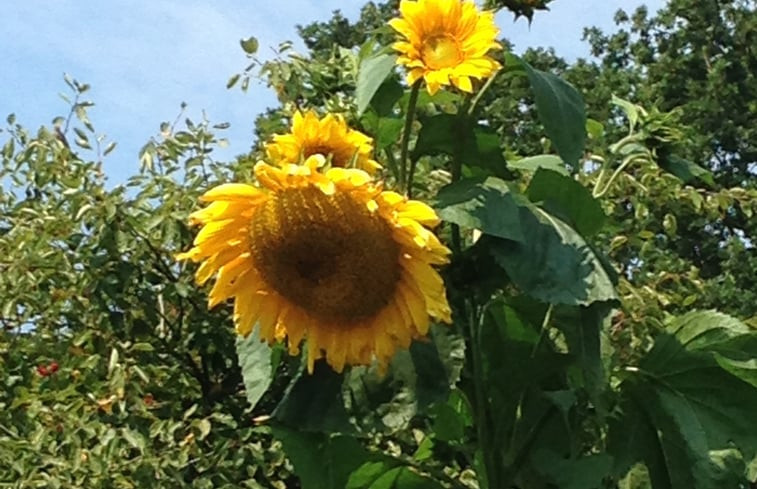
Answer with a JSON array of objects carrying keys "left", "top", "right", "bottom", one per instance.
[{"left": 1, "top": 0, "right": 663, "bottom": 184}]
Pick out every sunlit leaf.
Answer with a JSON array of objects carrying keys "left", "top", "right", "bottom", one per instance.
[
  {"left": 236, "top": 327, "right": 273, "bottom": 410},
  {"left": 356, "top": 53, "right": 397, "bottom": 115}
]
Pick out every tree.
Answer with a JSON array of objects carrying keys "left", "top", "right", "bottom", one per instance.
[{"left": 0, "top": 83, "right": 294, "bottom": 487}]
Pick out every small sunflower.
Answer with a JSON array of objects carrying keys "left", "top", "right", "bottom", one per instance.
[
  {"left": 266, "top": 110, "right": 382, "bottom": 174},
  {"left": 177, "top": 155, "right": 451, "bottom": 373},
  {"left": 389, "top": 0, "right": 502, "bottom": 95}
]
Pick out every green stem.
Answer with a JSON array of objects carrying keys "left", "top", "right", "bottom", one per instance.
[
  {"left": 384, "top": 148, "right": 400, "bottom": 182},
  {"left": 407, "top": 158, "right": 419, "bottom": 198},
  {"left": 399, "top": 80, "right": 422, "bottom": 193},
  {"left": 593, "top": 154, "right": 645, "bottom": 198},
  {"left": 468, "top": 71, "right": 499, "bottom": 116}
]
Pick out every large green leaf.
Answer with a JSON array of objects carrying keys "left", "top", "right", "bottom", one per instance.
[
  {"left": 608, "top": 311, "right": 757, "bottom": 489},
  {"left": 235, "top": 327, "right": 273, "bottom": 410},
  {"left": 531, "top": 450, "right": 613, "bottom": 489},
  {"left": 273, "top": 427, "right": 371, "bottom": 489},
  {"left": 553, "top": 303, "right": 614, "bottom": 409},
  {"left": 666, "top": 310, "right": 752, "bottom": 350},
  {"left": 507, "top": 53, "right": 587, "bottom": 168},
  {"left": 437, "top": 176, "right": 616, "bottom": 305},
  {"left": 527, "top": 168, "right": 606, "bottom": 236},
  {"left": 361, "top": 111, "right": 404, "bottom": 150},
  {"left": 345, "top": 326, "right": 464, "bottom": 432},
  {"left": 488, "top": 205, "right": 618, "bottom": 306},
  {"left": 356, "top": 53, "right": 397, "bottom": 115},
  {"left": 481, "top": 300, "right": 573, "bottom": 472},
  {"left": 347, "top": 462, "right": 444, "bottom": 489},
  {"left": 369, "top": 77, "right": 404, "bottom": 117},
  {"left": 273, "top": 361, "right": 354, "bottom": 433},
  {"left": 662, "top": 310, "right": 757, "bottom": 389},
  {"left": 435, "top": 176, "right": 526, "bottom": 242},
  {"left": 508, "top": 154, "right": 569, "bottom": 176},
  {"left": 412, "top": 115, "right": 508, "bottom": 177}
]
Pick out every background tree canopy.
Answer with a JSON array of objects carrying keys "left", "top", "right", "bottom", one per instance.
[{"left": 1, "top": 0, "right": 755, "bottom": 488}]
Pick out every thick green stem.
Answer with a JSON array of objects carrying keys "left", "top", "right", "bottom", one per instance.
[{"left": 399, "top": 80, "right": 422, "bottom": 193}]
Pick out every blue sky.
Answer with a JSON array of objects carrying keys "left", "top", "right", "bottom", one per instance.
[{"left": 1, "top": 0, "right": 664, "bottom": 185}]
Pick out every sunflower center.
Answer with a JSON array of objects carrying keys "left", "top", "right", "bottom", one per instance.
[
  {"left": 421, "top": 35, "right": 462, "bottom": 70},
  {"left": 249, "top": 186, "right": 401, "bottom": 325}
]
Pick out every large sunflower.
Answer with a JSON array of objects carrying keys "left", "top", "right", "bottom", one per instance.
[
  {"left": 177, "top": 155, "right": 451, "bottom": 373},
  {"left": 266, "top": 110, "right": 382, "bottom": 174},
  {"left": 389, "top": 0, "right": 502, "bottom": 95}
]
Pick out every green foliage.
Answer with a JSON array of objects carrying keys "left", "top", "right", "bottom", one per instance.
[
  {"left": 236, "top": 329, "right": 274, "bottom": 411},
  {"left": 356, "top": 52, "right": 398, "bottom": 115},
  {"left": 609, "top": 311, "right": 757, "bottom": 488},
  {"left": 0, "top": 80, "right": 292, "bottom": 488},
  {"left": 3, "top": 1, "right": 756, "bottom": 488},
  {"left": 505, "top": 54, "right": 587, "bottom": 169}
]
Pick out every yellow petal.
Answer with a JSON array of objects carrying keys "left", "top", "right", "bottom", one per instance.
[{"left": 200, "top": 183, "right": 264, "bottom": 202}]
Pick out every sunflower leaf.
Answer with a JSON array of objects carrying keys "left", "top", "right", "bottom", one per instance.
[
  {"left": 486, "top": 203, "right": 618, "bottom": 306},
  {"left": 526, "top": 168, "right": 606, "bottom": 237},
  {"left": 356, "top": 53, "right": 397, "bottom": 116},
  {"left": 608, "top": 311, "right": 757, "bottom": 488},
  {"left": 273, "top": 427, "right": 371, "bottom": 489},
  {"left": 235, "top": 327, "right": 273, "bottom": 410},
  {"left": 273, "top": 361, "right": 354, "bottom": 433},
  {"left": 508, "top": 154, "right": 569, "bottom": 176},
  {"left": 506, "top": 53, "right": 586, "bottom": 169},
  {"left": 435, "top": 176, "right": 527, "bottom": 242},
  {"left": 412, "top": 115, "right": 509, "bottom": 177},
  {"left": 347, "top": 462, "right": 444, "bottom": 489}
]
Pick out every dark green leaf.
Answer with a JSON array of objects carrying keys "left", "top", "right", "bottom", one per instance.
[
  {"left": 374, "top": 117, "right": 404, "bottom": 150},
  {"left": 356, "top": 54, "right": 397, "bottom": 115},
  {"left": 370, "top": 78, "right": 404, "bottom": 117},
  {"left": 609, "top": 312, "right": 757, "bottom": 488},
  {"left": 235, "top": 327, "right": 273, "bottom": 410},
  {"left": 413, "top": 115, "right": 508, "bottom": 177},
  {"left": 531, "top": 450, "right": 613, "bottom": 489},
  {"left": 348, "top": 462, "right": 397, "bottom": 489},
  {"left": 507, "top": 54, "right": 586, "bottom": 168},
  {"left": 412, "top": 114, "right": 460, "bottom": 158},
  {"left": 273, "top": 361, "right": 353, "bottom": 433},
  {"left": 487, "top": 205, "right": 618, "bottom": 306},
  {"left": 435, "top": 176, "right": 526, "bottom": 242},
  {"left": 273, "top": 427, "right": 370, "bottom": 489},
  {"left": 409, "top": 337, "right": 450, "bottom": 410},
  {"left": 431, "top": 402, "right": 465, "bottom": 442},
  {"left": 553, "top": 303, "right": 614, "bottom": 411},
  {"left": 658, "top": 155, "right": 715, "bottom": 187},
  {"left": 527, "top": 168, "right": 606, "bottom": 236}
]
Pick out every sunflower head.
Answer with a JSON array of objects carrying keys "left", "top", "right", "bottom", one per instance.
[
  {"left": 389, "top": 0, "right": 502, "bottom": 95},
  {"left": 265, "top": 110, "right": 382, "bottom": 174},
  {"left": 177, "top": 155, "right": 451, "bottom": 373}
]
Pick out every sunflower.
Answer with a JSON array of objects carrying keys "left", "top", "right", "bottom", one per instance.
[
  {"left": 177, "top": 155, "right": 451, "bottom": 373},
  {"left": 389, "top": 0, "right": 502, "bottom": 95},
  {"left": 265, "top": 110, "right": 382, "bottom": 174}
]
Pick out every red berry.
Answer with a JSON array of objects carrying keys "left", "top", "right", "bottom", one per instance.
[
  {"left": 37, "top": 365, "right": 50, "bottom": 377},
  {"left": 49, "top": 362, "right": 59, "bottom": 373}
]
